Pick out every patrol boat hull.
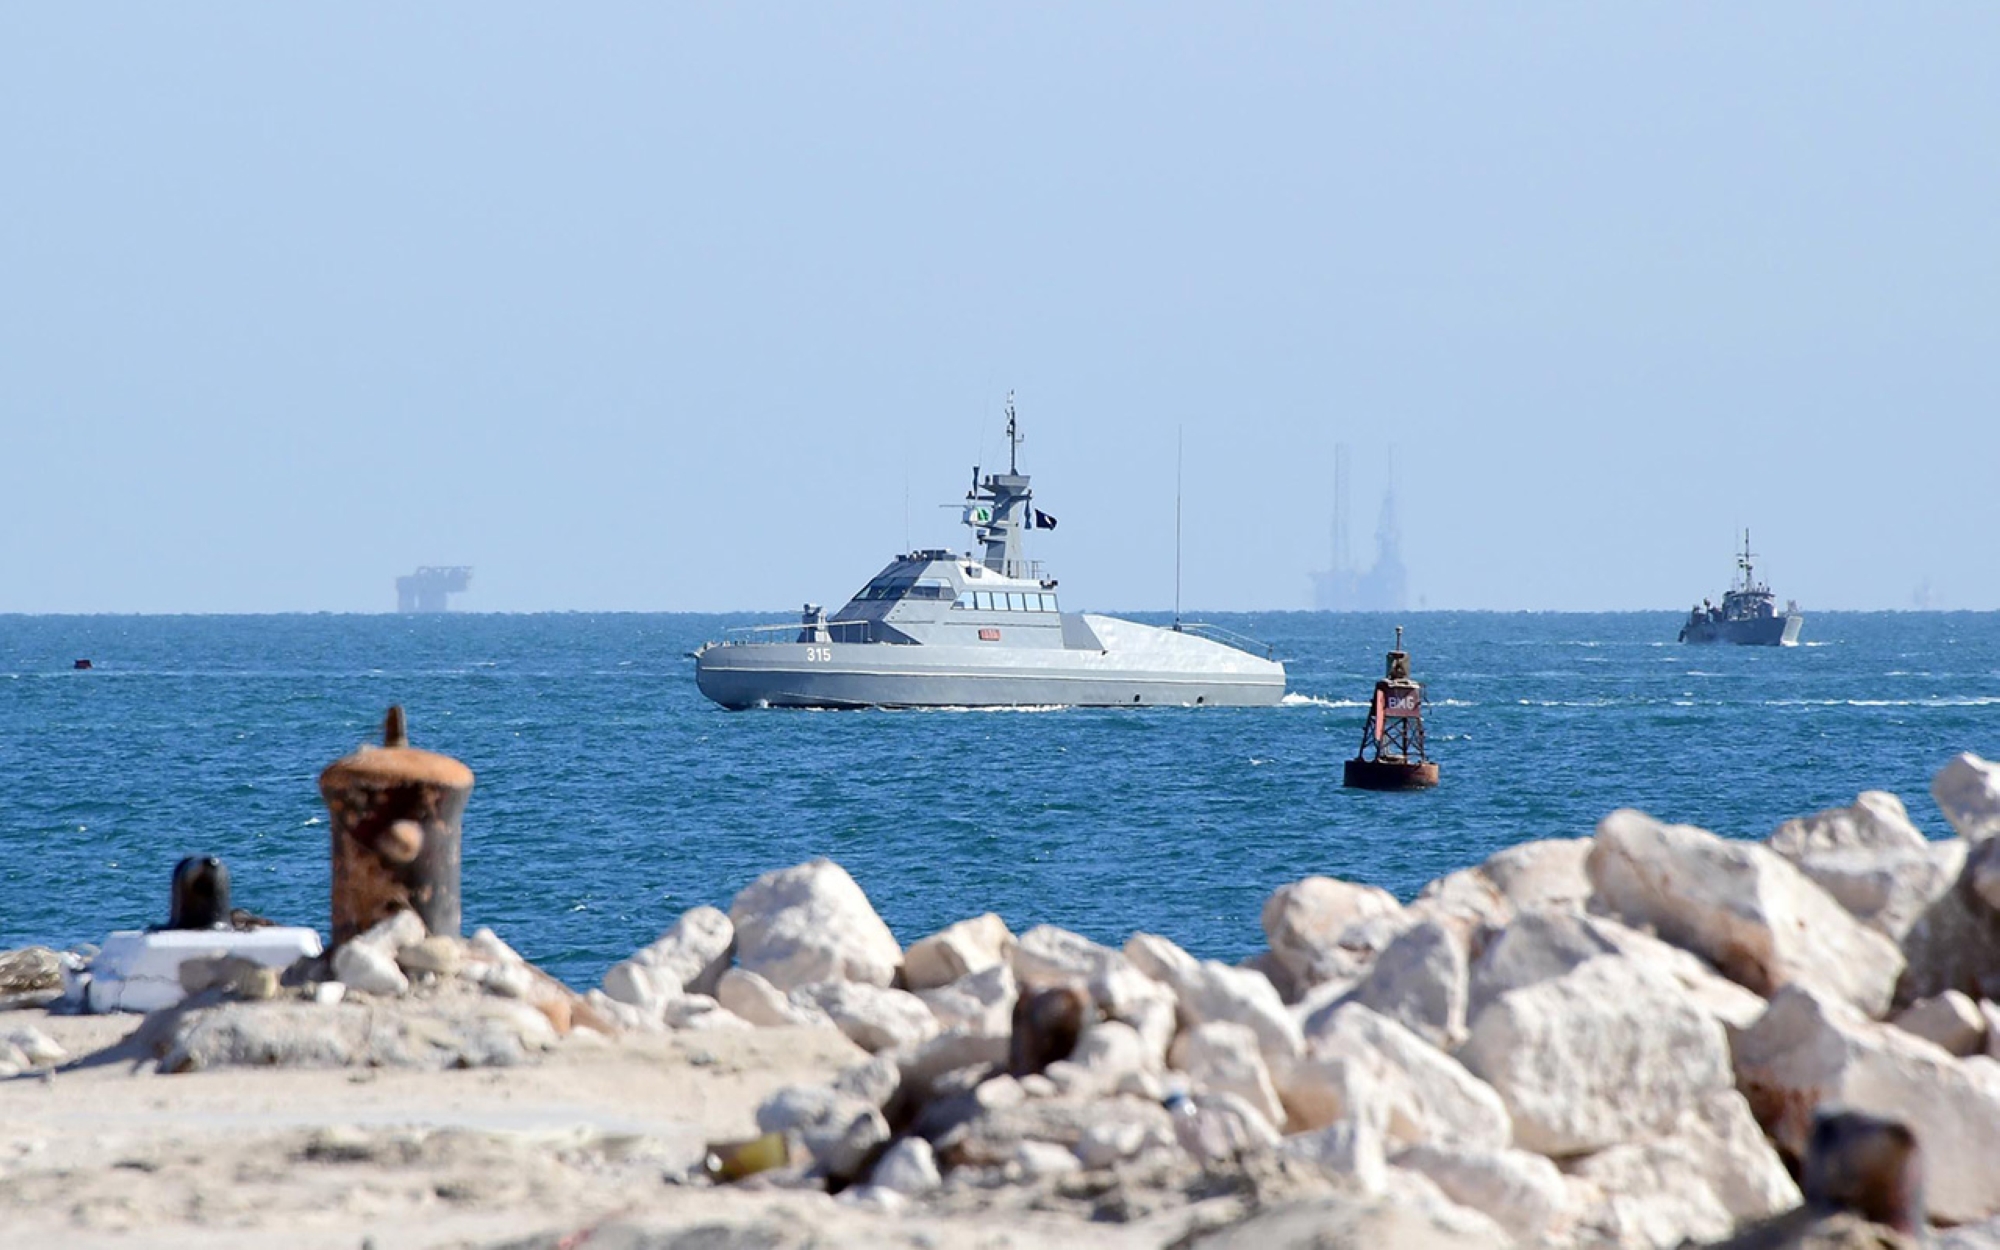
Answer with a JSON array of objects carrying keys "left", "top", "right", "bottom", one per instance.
[
  {"left": 696, "top": 615, "right": 1285, "bottom": 709},
  {"left": 1678, "top": 613, "right": 1803, "bottom": 647}
]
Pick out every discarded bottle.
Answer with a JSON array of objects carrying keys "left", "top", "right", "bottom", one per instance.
[{"left": 703, "top": 1131, "right": 790, "bottom": 1182}]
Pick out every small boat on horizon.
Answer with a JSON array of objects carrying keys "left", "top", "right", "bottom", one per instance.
[
  {"left": 1678, "top": 531, "right": 1804, "bottom": 647},
  {"left": 691, "top": 398, "right": 1287, "bottom": 709}
]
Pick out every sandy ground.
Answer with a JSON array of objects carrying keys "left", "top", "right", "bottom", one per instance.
[{"left": 1, "top": 1010, "right": 1191, "bottom": 1250}]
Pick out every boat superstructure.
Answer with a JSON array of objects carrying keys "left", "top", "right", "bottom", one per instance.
[
  {"left": 1678, "top": 530, "right": 1804, "bottom": 646},
  {"left": 692, "top": 400, "right": 1286, "bottom": 709}
]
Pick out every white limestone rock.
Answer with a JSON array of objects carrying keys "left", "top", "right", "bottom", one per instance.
[
  {"left": 395, "top": 935, "right": 464, "bottom": 979},
  {"left": 1345, "top": 918, "right": 1469, "bottom": 1050},
  {"left": 1406, "top": 868, "right": 1511, "bottom": 946},
  {"left": 1240, "top": 950, "right": 1301, "bottom": 1005},
  {"left": 600, "top": 958, "right": 684, "bottom": 1018},
  {"left": 729, "top": 859, "right": 902, "bottom": 992},
  {"left": 660, "top": 994, "right": 753, "bottom": 1032},
  {"left": 468, "top": 927, "right": 524, "bottom": 966},
  {"left": 1281, "top": 1117, "right": 1388, "bottom": 1194},
  {"left": 467, "top": 960, "right": 532, "bottom": 999},
  {"left": 1066, "top": 1019, "right": 1152, "bottom": 1091},
  {"left": 330, "top": 912, "right": 427, "bottom": 997},
  {"left": 1468, "top": 908, "right": 1766, "bottom": 1030},
  {"left": 1735, "top": 983, "right": 2000, "bottom": 1225},
  {"left": 0, "top": 1026, "right": 65, "bottom": 1067},
  {"left": 360, "top": 909, "right": 428, "bottom": 952},
  {"left": 1894, "top": 854, "right": 2000, "bottom": 1006},
  {"left": 1172, "top": 1088, "right": 1282, "bottom": 1162},
  {"left": 915, "top": 962, "right": 1016, "bottom": 1037},
  {"left": 893, "top": 1028, "right": 1010, "bottom": 1094},
  {"left": 1769, "top": 791, "right": 1929, "bottom": 858},
  {"left": 1170, "top": 1021, "right": 1287, "bottom": 1131},
  {"left": 831, "top": 1053, "right": 902, "bottom": 1108},
  {"left": 580, "top": 989, "right": 661, "bottom": 1034},
  {"left": 1477, "top": 837, "right": 1594, "bottom": 915},
  {"left": 1797, "top": 840, "right": 1967, "bottom": 941},
  {"left": 755, "top": 1084, "right": 891, "bottom": 1178},
  {"left": 1458, "top": 955, "right": 1733, "bottom": 1157},
  {"left": 332, "top": 940, "right": 409, "bottom": 997},
  {"left": 938, "top": 1093, "right": 1174, "bottom": 1169},
  {"left": 794, "top": 980, "right": 940, "bottom": 1053},
  {"left": 1009, "top": 1139, "right": 1082, "bottom": 1181},
  {"left": 1562, "top": 1089, "right": 1800, "bottom": 1248},
  {"left": 1261, "top": 877, "right": 1409, "bottom": 993},
  {"left": 1012, "top": 925, "right": 1178, "bottom": 1059},
  {"left": 1940, "top": 1217, "right": 2000, "bottom": 1250},
  {"left": 1393, "top": 1142, "right": 1568, "bottom": 1246},
  {"left": 903, "top": 913, "right": 1015, "bottom": 992},
  {"left": 1935, "top": 752, "right": 2000, "bottom": 842},
  {"left": 1077, "top": 1115, "right": 1177, "bottom": 1170},
  {"left": 1893, "top": 990, "right": 1988, "bottom": 1056},
  {"left": 629, "top": 905, "right": 735, "bottom": 997},
  {"left": 1587, "top": 808, "right": 1906, "bottom": 1015},
  {"left": 1125, "top": 931, "right": 1303, "bottom": 1065},
  {"left": 1976, "top": 838, "right": 2000, "bottom": 913},
  {"left": 868, "top": 1136, "right": 940, "bottom": 1195},
  {"left": 714, "top": 968, "right": 833, "bottom": 1030},
  {"left": 1289, "top": 1003, "right": 1510, "bottom": 1151}
]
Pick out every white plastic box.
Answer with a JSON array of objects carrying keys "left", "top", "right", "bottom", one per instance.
[{"left": 75, "top": 927, "right": 324, "bottom": 1013}]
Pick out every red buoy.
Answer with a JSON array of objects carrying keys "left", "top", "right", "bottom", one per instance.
[{"left": 1343, "top": 626, "right": 1439, "bottom": 791}]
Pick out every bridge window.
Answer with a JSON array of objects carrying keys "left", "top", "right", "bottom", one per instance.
[
  {"left": 974, "top": 591, "right": 995, "bottom": 611},
  {"left": 1007, "top": 592, "right": 1027, "bottom": 611},
  {"left": 955, "top": 592, "right": 974, "bottom": 610}
]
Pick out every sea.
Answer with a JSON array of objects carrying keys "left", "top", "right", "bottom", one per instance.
[{"left": 3, "top": 611, "right": 1995, "bottom": 988}]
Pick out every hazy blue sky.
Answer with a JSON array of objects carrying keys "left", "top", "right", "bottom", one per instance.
[{"left": 4, "top": 6, "right": 1995, "bottom": 613}]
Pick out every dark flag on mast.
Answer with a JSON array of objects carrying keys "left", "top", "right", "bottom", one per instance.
[{"left": 1033, "top": 509, "right": 1058, "bottom": 531}]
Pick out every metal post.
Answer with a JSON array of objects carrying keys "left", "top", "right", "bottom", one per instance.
[{"left": 319, "top": 706, "right": 473, "bottom": 945}]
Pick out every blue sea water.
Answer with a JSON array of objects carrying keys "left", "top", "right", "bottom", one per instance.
[{"left": 2, "top": 611, "right": 1996, "bottom": 988}]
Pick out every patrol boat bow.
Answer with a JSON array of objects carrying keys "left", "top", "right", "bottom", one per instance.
[{"left": 692, "top": 401, "right": 1286, "bottom": 709}]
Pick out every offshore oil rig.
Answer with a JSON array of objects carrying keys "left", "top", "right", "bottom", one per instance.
[{"left": 395, "top": 566, "right": 472, "bottom": 614}]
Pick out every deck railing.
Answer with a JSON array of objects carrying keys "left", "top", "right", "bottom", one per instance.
[
  {"left": 716, "top": 620, "right": 874, "bottom": 645},
  {"left": 1172, "top": 621, "right": 1277, "bottom": 660}
]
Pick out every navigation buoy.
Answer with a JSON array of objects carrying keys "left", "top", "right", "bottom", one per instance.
[{"left": 1343, "top": 626, "right": 1439, "bottom": 791}]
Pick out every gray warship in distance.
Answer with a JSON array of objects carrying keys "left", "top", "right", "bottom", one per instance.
[
  {"left": 1678, "top": 531, "right": 1804, "bottom": 646},
  {"left": 692, "top": 400, "right": 1287, "bottom": 709}
]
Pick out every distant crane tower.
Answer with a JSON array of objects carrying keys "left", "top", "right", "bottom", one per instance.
[{"left": 396, "top": 566, "right": 472, "bottom": 614}]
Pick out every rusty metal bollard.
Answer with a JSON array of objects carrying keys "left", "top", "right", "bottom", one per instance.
[{"left": 319, "top": 706, "right": 473, "bottom": 945}]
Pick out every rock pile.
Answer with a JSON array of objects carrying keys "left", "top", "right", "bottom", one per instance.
[
  {"left": 14, "top": 752, "right": 2000, "bottom": 1247},
  {"left": 580, "top": 755, "right": 2000, "bottom": 1247},
  {"left": 85, "top": 910, "right": 609, "bottom": 1073}
]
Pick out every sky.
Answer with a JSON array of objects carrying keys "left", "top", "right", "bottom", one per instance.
[{"left": 2, "top": 6, "right": 1995, "bottom": 614}]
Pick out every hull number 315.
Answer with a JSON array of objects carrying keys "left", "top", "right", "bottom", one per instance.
[{"left": 804, "top": 647, "right": 833, "bottom": 662}]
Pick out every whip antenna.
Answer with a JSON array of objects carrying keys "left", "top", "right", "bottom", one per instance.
[{"left": 1175, "top": 425, "right": 1184, "bottom": 631}]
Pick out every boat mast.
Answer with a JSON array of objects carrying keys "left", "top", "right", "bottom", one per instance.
[
  {"left": 1174, "top": 425, "right": 1184, "bottom": 631},
  {"left": 1006, "top": 391, "right": 1021, "bottom": 475},
  {"left": 965, "top": 393, "right": 1034, "bottom": 578}
]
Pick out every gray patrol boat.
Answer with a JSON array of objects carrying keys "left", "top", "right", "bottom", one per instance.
[
  {"left": 693, "top": 402, "right": 1287, "bottom": 709},
  {"left": 1678, "top": 530, "right": 1804, "bottom": 646}
]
